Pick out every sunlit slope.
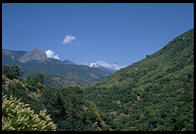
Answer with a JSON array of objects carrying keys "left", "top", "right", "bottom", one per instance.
[{"left": 84, "top": 29, "right": 194, "bottom": 131}]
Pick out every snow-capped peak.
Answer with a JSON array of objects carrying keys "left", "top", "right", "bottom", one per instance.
[
  {"left": 87, "top": 61, "right": 126, "bottom": 72},
  {"left": 89, "top": 63, "right": 99, "bottom": 68}
]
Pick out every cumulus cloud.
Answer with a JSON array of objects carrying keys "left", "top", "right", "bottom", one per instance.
[
  {"left": 62, "top": 35, "right": 76, "bottom": 44},
  {"left": 45, "top": 50, "right": 60, "bottom": 60},
  {"left": 96, "top": 60, "right": 126, "bottom": 70}
]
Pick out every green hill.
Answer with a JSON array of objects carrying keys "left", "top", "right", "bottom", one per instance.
[
  {"left": 2, "top": 66, "right": 108, "bottom": 131},
  {"left": 2, "top": 29, "right": 194, "bottom": 131},
  {"left": 84, "top": 29, "right": 194, "bottom": 131}
]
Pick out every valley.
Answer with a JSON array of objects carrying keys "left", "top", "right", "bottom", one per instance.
[{"left": 2, "top": 29, "right": 194, "bottom": 131}]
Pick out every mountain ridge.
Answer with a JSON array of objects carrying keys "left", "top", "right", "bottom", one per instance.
[
  {"left": 2, "top": 48, "right": 112, "bottom": 88},
  {"left": 84, "top": 28, "right": 194, "bottom": 131}
]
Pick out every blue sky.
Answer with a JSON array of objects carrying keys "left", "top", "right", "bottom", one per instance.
[{"left": 2, "top": 3, "right": 194, "bottom": 69}]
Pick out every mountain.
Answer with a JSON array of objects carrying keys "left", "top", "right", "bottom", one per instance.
[
  {"left": 84, "top": 29, "right": 194, "bottom": 131},
  {"left": 88, "top": 62, "right": 115, "bottom": 73},
  {"left": 87, "top": 61, "right": 126, "bottom": 72},
  {"left": 2, "top": 49, "right": 26, "bottom": 66},
  {"left": 62, "top": 60, "right": 75, "bottom": 65},
  {"left": 87, "top": 62, "right": 126, "bottom": 73},
  {"left": 2, "top": 48, "right": 112, "bottom": 88},
  {"left": 18, "top": 48, "right": 48, "bottom": 63}
]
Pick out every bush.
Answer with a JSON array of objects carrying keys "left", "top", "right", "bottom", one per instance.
[{"left": 2, "top": 94, "right": 57, "bottom": 131}]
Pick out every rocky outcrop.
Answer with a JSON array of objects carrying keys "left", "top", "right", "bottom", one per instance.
[{"left": 18, "top": 48, "right": 48, "bottom": 63}]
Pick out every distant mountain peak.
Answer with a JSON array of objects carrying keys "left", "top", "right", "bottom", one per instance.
[
  {"left": 88, "top": 61, "right": 125, "bottom": 72},
  {"left": 88, "top": 62, "right": 115, "bottom": 73},
  {"left": 18, "top": 48, "right": 48, "bottom": 63}
]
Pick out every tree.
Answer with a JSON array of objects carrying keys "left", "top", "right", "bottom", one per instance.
[
  {"left": 25, "top": 73, "right": 44, "bottom": 92},
  {"left": 26, "top": 76, "right": 37, "bottom": 92},
  {"left": 33, "top": 73, "right": 44, "bottom": 84},
  {"left": 2, "top": 65, "right": 22, "bottom": 80},
  {"left": 146, "top": 55, "right": 150, "bottom": 58}
]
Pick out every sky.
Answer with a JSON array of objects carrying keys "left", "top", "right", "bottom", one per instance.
[{"left": 2, "top": 3, "right": 194, "bottom": 70}]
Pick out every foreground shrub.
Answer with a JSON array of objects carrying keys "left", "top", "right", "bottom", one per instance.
[{"left": 2, "top": 95, "right": 57, "bottom": 131}]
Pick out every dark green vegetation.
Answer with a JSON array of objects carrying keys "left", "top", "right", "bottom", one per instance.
[
  {"left": 2, "top": 66, "right": 108, "bottom": 131},
  {"left": 84, "top": 29, "right": 194, "bottom": 130},
  {"left": 2, "top": 65, "right": 22, "bottom": 80},
  {"left": 2, "top": 49, "right": 112, "bottom": 88},
  {"left": 2, "top": 29, "right": 194, "bottom": 131}
]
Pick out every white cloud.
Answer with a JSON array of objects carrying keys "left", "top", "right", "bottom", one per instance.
[
  {"left": 95, "top": 60, "right": 126, "bottom": 70},
  {"left": 45, "top": 50, "right": 60, "bottom": 60},
  {"left": 112, "top": 63, "right": 126, "bottom": 70},
  {"left": 96, "top": 60, "right": 112, "bottom": 69},
  {"left": 62, "top": 35, "right": 76, "bottom": 44}
]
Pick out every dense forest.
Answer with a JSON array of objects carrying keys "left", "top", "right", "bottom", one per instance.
[
  {"left": 2, "top": 29, "right": 194, "bottom": 131},
  {"left": 2, "top": 65, "right": 108, "bottom": 131}
]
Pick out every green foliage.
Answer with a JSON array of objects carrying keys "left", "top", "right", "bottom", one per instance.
[
  {"left": 2, "top": 69, "right": 105, "bottom": 131},
  {"left": 33, "top": 73, "right": 44, "bottom": 84},
  {"left": 2, "top": 29, "right": 194, "bottom": 131},
  {"left": 46, "top": 87, "right": 103, "bottom": 131},
  {"left": 2, "top": 65, "right": 22, "bottom": 80},
  {"left": 25, "top": 73, "right": 44, "bottom": 92},
  {"left": 84, "top": 29, "right": 194, "bottom": 131},
  {"left": 26, "top": 76, "right": 37, "bottom": 92},
  {"left": 2, "top": 94, "right": 56, "bottom": 131}
]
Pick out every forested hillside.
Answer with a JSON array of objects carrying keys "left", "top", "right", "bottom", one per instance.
[
  {"left": 84, "top": 29, "right": 194, "bottom": 131},
  {"left": 2, "top": 3, "right": 194, "bottom": 131},
  {"left": 2, "top": 66, "right": 109, "bottom": 131},
  {"left": 2, "top": 29, "right": 194, "bottom": 131}
]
